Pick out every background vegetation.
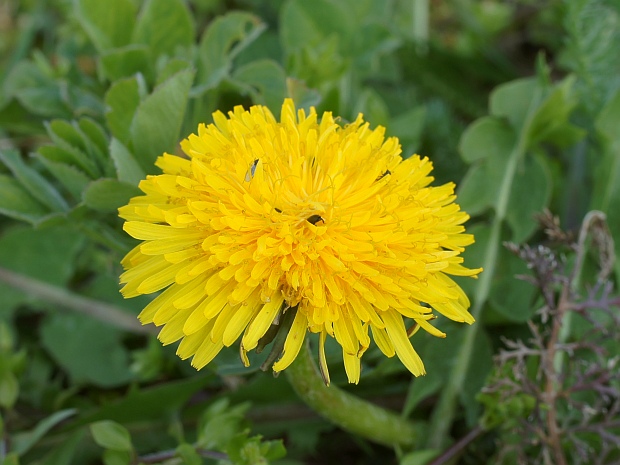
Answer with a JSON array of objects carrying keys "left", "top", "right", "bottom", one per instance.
[{"left": 0, "top": 0, "right": 619, "bottom": 464}]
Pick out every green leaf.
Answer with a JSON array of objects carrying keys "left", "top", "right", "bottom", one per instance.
[
  {"left": 232, "top": 60, "right": 288, "bottom": 113},
  {"left": 130, "top": 69, "right": 194, "bottom": 172},
  {"left": 400, "top": 450, "right": 440, "bottom": 465},
  {"left": 196, "top": 12, "right": 266, "bottom": 91},
  {"left": 102, "top": 449, "right": 132, "bottom": 465},
  {"left": 506, "top": 155, "right": 551, "bottom": 242},
  {"left": 459, "top": 329, "right": 493, "bottom": 426},
  {"left": 286, "top": 77, "right": 322, "bottom": 110},
  {"left": 132, "top": 0, "right": 195, "bottom": 58},
  {"left": 82, "top": 179, "right": 141, "bottom": 212},
  {"left": 11, "top": 409, "right": 77, "bottom": 455},
  {"left": 45, "top": 120, "right": 100, "bottom": 177},
  {"left": 596, "top": 88, "right": 620, "bottom": 146},
  {"left": 90, "top": 420, "right": 133, "bottom": 452},
  {"left": 388, "top": 106, "right": 426, "bottom": 155},
  {"left": 100, "top": 45, "right": 152, "bottom": 82},
  {"left": 353, "top": 88, "right": 390, "bottom": 128},
  {"left": 109, "top": 139, "right": 146, "bottom": 186},
  {"left": 280, "top": 0, "right": 354, "bottom": 54},
  {"left": 40, "top": 313, "right": 132, "bottom": 387},
  {"left": 459, "top": 116, "right": 516, "bottom": 164},
  {"left": 105, "top": 77, "right": 142, "bottom": 145},
  {"left": 39, "top": 430, "right": 86, "bottom": 465},
  {"left": 0, "top": 372, "right": 18, "bottom": 409},
  {"left": 489, "top": 250, "right": 538, "bottom": 323},
  {"left": 34, "top": 151, "right": 90, "bottom": 200},
  {"left": 73, "top": 376, "right": 212, "bottom": 427},
  {"left": 0, "top": 149, "right": 68, "bottom": 212},
  {"left": 0, "top": 225, "right": 86, "bottom": 315},
  {"left": 489, "top": 77, "right": 537, "bottom": 131},
  {"left": 75, "top": 0, "right": 137, "bottom": 52},
  {"left": 0, "top": 174, "right": 48, "bottom": 223},
  {"left": 4, "top": 61, "right": 70, "bottom": 118},
  {"left": 175, "top": 444, "right": 202, "bottom": 465}
]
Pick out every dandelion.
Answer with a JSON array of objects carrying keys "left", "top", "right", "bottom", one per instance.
[{"left": 119, "top": 99, "right": 481, "bottom": 384}]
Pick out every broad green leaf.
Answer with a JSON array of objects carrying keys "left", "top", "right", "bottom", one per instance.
[
  {"left": 196, "top": 12, "right": 265, "bottom": 91},
  {"left": 11, "top": 409, "right": 77, "bottom": 455},
  {"left": 400, "top": 450, "right": 440, "bottom": 465},
  {"left": 0, "top": 226, "right": 85, "bottom": 316},
  {"left": 456, "top": 154, "right": 508, "bottom": 217},
  {"left": 353, "top": 88, "right": 389, "bottom": 128},
  {"left": 388, "top": 106, "right": 426, "bottom": 155},
  {"left": 0, "top": 174, "right": 48, "bottom": 223},
  {"left": 526, "top": 76, "right": 578, "bottom": 148},
  {"left": 102, "top": 450, "right": 132, "bottom": 465},
  {"left": 0, "top": 372, "right": 18, "bottom": 408},
  {"left": 0, "top": 150, "right": 68, "bottom": 212},
  {"left": 130, "top": 69, "right": 194, "bottom": 172},
  {"left": 459, "top": 329, "right": 493, "bottom": 426},
  {"left": 232, "top": 60, "right": 288, "bottom": 113},
  {"left": 100, "top": 45, "right": 152, "bottom": 82},
  {"left": 132, "top": 0, "right": 195, "bottom": 58},
  {"left": 72, "top": 376, "right": 212, "bottom": 427},
  {"left": 109, "top": 139, "right": 146, "bottom": 186},
  {"left": 280, "top": 0, "right": 354, "bottom": 54},
  {"left": 105, "top": 77, "right": 141, "bottom": 145},
  {"left": 90, "top": 421, "right": 132, "bottom": 452},
  {"left": 489, "top": 250, "right": 538, "bottom": 323},
  {"left": 75, "top": 0, "right": 136, "bottom": 52},
  {"left": 40, "top": 313, "right": 132, "bottom": 387},
  {"left": 175, "top": 444, "right": 202, "bottom": 465},
  {"left": 459, "top": 116, "right": 516, "bottom": 164},
  {"left": 45, "top": 120, "right": 100, "bottom": 177},
  {"left": 489, "top": 77, "right": 537, "bottom": 131},
  {"left": 4, "top": 61, "right": 70, "bottom": 118},
  {"left": 156, "top": 59, "right": 192, "bottom": 86},
  {"left": 39, "top": 430, "right": 85, "bottom": 465},
  {"left": 82, "top": 179, "right": 141, "bottom": 212},
  {"left": 506, "top": 155, "right": 551, "bottom": 242}
]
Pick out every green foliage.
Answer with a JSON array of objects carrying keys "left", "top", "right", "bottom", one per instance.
[{"left": 0, "top": 0, "right": 618, "bottom": 464}]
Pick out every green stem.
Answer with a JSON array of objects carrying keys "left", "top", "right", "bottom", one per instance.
[
  {"left": 0, "top": 266, "right": 154, "bottom": 335},
  {"left": 285, "top": 341, "right": 418, "bottom": 448}
]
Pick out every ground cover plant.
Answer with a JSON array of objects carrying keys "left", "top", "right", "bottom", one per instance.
[{"left": 0, "top": 0, "right": 619, "bottom": 464}]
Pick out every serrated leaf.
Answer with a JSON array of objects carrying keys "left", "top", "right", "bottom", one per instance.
[
  {"left": 75, "top": 0, "right": 136, "bottom": 52},
  {"left": 133, "top": 0, "right": 195, "bottom": 58},
  {"left": 41, "top": 313, "right": 132, "bottom": 387},
  {"left": 100, "top": 45, "right": 152, "bottom": 82},
  {"left": 82, "top": 179, "right": 141, "bottom": 212},
  {"left": 506, "top": 155, "right": 551, "bottom": 242},
  {"left": 90, "top": 421, "right": 132, "bottom": 452},
  {"left": 0, "top": 149, "right": 68, "bottom": 212},
  {"left": 109, "top": 138, "right": 146, "bottom": 185},
  {"left": 196, "top": 12, "right": 265, "bottom": 91},
  {"left": 11, "top": 409, "right": 77, "bottom": 455},
  {"left": 105, "top": 77, "right": 141, "bottom": 144},
  {"left": 232, "top": 60, "right": 287, "bottom": 113},
  {"left": 130, "top": 69, "right": 194, "bottom": 172},
  {"left": 0, "top": 174, "right": 48, "bottom": 223},
  {"left": 459, "top": 116, "right": 516, "bottom": 164}
]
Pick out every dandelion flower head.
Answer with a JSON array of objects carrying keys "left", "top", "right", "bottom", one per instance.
[{"left": 119, "top": 99, "right": 481, "bottom": 384}]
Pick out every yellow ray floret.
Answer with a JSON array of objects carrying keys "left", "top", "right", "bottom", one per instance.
[{"left": 119, "top": 99, "right": 482, "bottom": 385}]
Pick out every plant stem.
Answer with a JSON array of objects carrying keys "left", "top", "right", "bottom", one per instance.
[
  {"left": 285, "top": 341, "right": 418, "bottom": 448},
  {"left": 0, "top": 266, "right": 154, "bottom": 335}
]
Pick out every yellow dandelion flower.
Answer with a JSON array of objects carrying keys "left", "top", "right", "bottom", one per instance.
[{"left": 119, "top": 99, "right": 481, "bottom": 385}]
